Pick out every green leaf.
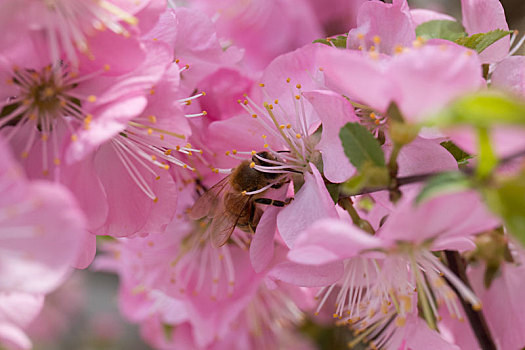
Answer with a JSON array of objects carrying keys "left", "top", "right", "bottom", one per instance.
[
  {"left": 415, "top": 20, "right": 467, "bottom": 41},
  {"left": 484, "top": 174, "right": 525, "bottom": 246},
  {"left": 476, "top": 127, "right": 498, "bottom": 179},
  {"left": 341, "top": 163, "right": 390, "bottom": 195},
  {"left": 416, "top": 172, "right": 471, "bottom": 204},
  {"left": 314, "top": 35, "right": 348, "bottom": 48},
  {"left": 440, "top": 141, "right": 472, "bottom": 165},
  {"left": 340, "top": 122, "right": 385, "bottom": 170},
  {"left": 430, "top": 91, "right": 525, "bottom": 127},
  {"left": 455, "top": 29, "right": 512, "bottom": 53}
]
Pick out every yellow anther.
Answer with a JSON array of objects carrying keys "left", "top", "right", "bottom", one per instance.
[
  {"left": 164, "top": 164, "right": 170, "bottom": 170},
  {"left": 369, "top": 45, "right": 376, "bottom": 52},
  {"left": 103, "top": 64, "right": 110, "bottom": 71},
  {"left": 472, "top": 303, "right": 482, "bottom": 311},
  {"left": 318, "top": 67, "right": 324, "bottom": 71},
  {"left": 153, "top": 197, "right": 159, "bottom": 203},
  {"left": 274, "top": 99, "right": 279, "bottom": 104},
  {"left": 41, "top": 134, "right": 49, "bottom": 141},
  {"left": 87, "top": 95, "right": 96, "bottom": 102},
  {"left": 412, "top": 36, "right": 426, "bottom": 48},
  {"left": 295, "top": 133, "right": 301, "bottom": 139},
  {"left": 175, "top": 145, "right": 181, "bottom": 151},
  {"left": 296, "top": 84, "right": 302, "bottom": 89},
  {"left": 151, "top": 155, "right": 157, "bottom": 161},
  {"left": 243, "top": 100, "right": 248, "bottom": 105},
  {"left": 202, "top": 111, "right": 207, "bottom": 115},
  {"left": 358, "top": 45, "right": 364, "bottom": 51},
  {"left": 249, "top": 162, "right": 255, "bottom": 168},
  {"left": 225, "top": 151, "right": 230, "bottom": 155},
  {"left": 149, "top": 88, "right": 155, "bottom": 95},
  {"left": 71, "top": 134, "right": 78, "bottom": 142},
  {"left": 148, "top": 115, "right": 157, "bottom": 123},
  {"left": 29, "top": 114, "right": 37, "bottom": 121},
  {"left": 369, "top": 112, "right": 376, "bottom": 119},
  {"left": 241, "top": 190, "right": 247, "bottom": 195},
  {"left": 374, "top": 119, "right": 380, "bottom": 125},
  {"left": 262, "top": 135, "right": 267, "bottom": 139},
  {"left": 279, "top": 124, "right": 285, "bottom": 129},
  {"left": 155, "top": 176, "right": 160, "bottom": 180},
  {"left": 394, "top": 45, "right": 404, "bottom": 54},
  {"left": 183, "top": 164, "right": 188, "bottom": 169},
  {"left": 185, "top": 100, "right": 192, "bottom": 105},
  {"left": 295, "top": 95, "right": 300, "bottom": 100},
  {"left": 21, "top": 151, "right": 29, "bottom": 159},
  {"left": 259, "top": 83, "right": 265, "bottom": 87},
  {"left": 42, "top": 170, "right": 49, "bottom": 176},
  {"left": 373, "top": 35, "right": 381, "bottom": 44},
  {"left": 232, "top": 149, "right": 237, "bottom": 154},
  {"left": 159, "top": 134, "right": 164, "bottom": 140},
  {"left": 185, "top": 64, "right": 189, "bottom": 69},
  {"left": 147, "top": 128, "right": 153, "bottom": 135},
  {"left": 357, "top": 33, "right": 365, "bottom": 40},
  {"left": 268, "top": 104, "right": 273, "bottom": 109},
  {"left": 286, "top": 124, "right": 291, "bottom": 129},
  {"left": 175, "top": 59, "right": 180, "bottom": 63},
  {"left": 286, "top": 77, "right": 291, "bottom": 83},
  {"left": 252, "top": 114, "right": 257, "bottom": 118},
  {"left": 251, "top": 150, "right": 256, "bottom": 155},
  {"left": 202, "top": 91, "right": 206, "bottom": 96},
  {"left": 395, "top": 316, "right": 406, "bottom": 327},
  {"left": 53, "top": 158, "right": 60, "bottom": 165},
  {"left": 263, "top": 143, "right": 269, "bottom": 148}
]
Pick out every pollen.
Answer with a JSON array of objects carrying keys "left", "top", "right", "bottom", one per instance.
[
  {"left": 103, "top": 64, "right": 110, "bottom": 71},
  {"left": 263, "top": 144, "right": 269, "bottom": 148},
  {"left": 232, "top": 149, "right": 238, "bottom": 155},
  {"left": 295, "top": 95, "right": 300, "bottom": 100},
  {"left": 394, "top": 45, "right": 404, "bottom": 54},
  {"left": 225, "top": 151, "right": 230, "bottom": 155},
  {"left": 164, "top": 164, "right": 170, "bottom": 170},
  {"left": 147, "top": 128, "right": 153, "bottom": 135},
  {"left": 252, "top": 114, "right": 257, "bottom": 118},
  {"left": 21, "top": 151, "right": 29, "bottom": 159},
  {"left": 71, "top": 134, "right": 78, "bottom": 142},
  {"left": 412, "top": 36, "right": 426, "bottom": 48},
  {"left": 202, "top": 111, "right": 207, "bottom": 115},
  {"left": 357, "top": 33, "right": 365, "bottom": 40},
  {"left": 149, "top": 88, "right": 155, "bottom": 95},
  {"left": 279, "top": 124, "right": 285, "bottom": 129},
  {"left": 259, "top": 83, "right": 265, "bottom": 87},
  {"left": 369, "top": 112, "right": 376, "bottom": 119},
  {"left": 41, "top": 134, "right": 49, "bottom": 142},
  {"left": 274, "top": 99, "right": 279, "bottom": 104},
  {"left": 286, "top": 78, "right": 291, "bottom": 83},
  {"left": 373, "top": 35, "right": 381, "bottom": 44},
  {"left": 87, "top": 95, "right": 97, "bottom": 102},
  {"left": 251, "top": 150, "right": 256, "bottom": 155},
  {"left": 148, "top": 115, "right": 157, "bottom": 123},
  {"left": 153, "top": 197, "right": 159, "bottom": 203},
  {"left": 53, "top": 158, "right": 60, "bottom": 165},
  {"left": 249, "top": 162, "right": 256, "bottom": 168},
  {"left": 296, "top": 84, "right": 302, "bottom": 89},
  {"left": 295, "top": 133, "right": 301, "bottom": 139}
]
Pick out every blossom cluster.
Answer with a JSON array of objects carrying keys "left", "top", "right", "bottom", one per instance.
[{"left": 1, "top": 0, "right": 525, "bottom": 349}]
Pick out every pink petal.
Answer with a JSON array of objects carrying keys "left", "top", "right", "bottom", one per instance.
[
  {"left": 303, "top": 90, "right": 357, "bottom": 183},
  {"left": 250, "top": 206, "right": 279, "bottom": 273},
  {"left": 269, "top": 260, "right": 344, "bottom": 287},
  {"left": 277, "top": 165, "right": 338, "bottom": 248},
  {"left": 319, "top": 47, "right": 398, "bottom": 114},
  {"left": 491, "top": 56, "right": 525, "bottom": 96},
  {"left": 461, "top": 0, "right": 510, "bottom": 63},
  {"left": 409, "top": 9, "right": 455, "bottom": 27},
  {"left": 388, "top": 44, "right": 482, "bottom": 122},
  {"left": 289, "top": 219, "right": 383, "bottom": 265}
]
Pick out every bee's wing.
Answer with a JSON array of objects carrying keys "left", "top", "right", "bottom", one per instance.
[
  {"left": 210, "top": 194, "right": 252, "bottom": 247},
  {"left": 189, "top": 175, "right": 231, "bottom": 220}
]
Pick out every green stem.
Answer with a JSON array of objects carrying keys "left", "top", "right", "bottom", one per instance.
[{"left": 338, "top": 197, "right": 375, "bottom": 234}]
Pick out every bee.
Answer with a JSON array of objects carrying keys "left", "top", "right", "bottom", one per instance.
[{"left": 190, "top": 151, "right": 291, "bottom": 247}]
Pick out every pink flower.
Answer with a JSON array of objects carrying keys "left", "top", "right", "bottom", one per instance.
[
  {"left": 319, "top": 42, "right": 483, "bottom": 123},
  {"left": 188, "top": 0, "right": 323, "bottom": 70},
  {"left": 0, "top": 0, "right": 165, "bottom": 68},
  {"left": 347, "top": 0, "right": 415, "bottom": 55},
  {"left": 0, "top": 292, "right": 43, "bottom": 350},
  {"left": 282, "top": 189, "right": 498, "bottom": 348},
  {"left": 0, "top": 137, "right": 85, "bottom": 294}
]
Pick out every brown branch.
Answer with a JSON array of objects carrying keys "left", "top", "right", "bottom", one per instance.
[{"left": 444, "top": 251, "right": 497, "bottom": 350}]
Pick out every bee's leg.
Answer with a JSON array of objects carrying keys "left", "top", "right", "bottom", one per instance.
[{"left": 254, "top": 197, "right": 293, "bottom": 207}]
